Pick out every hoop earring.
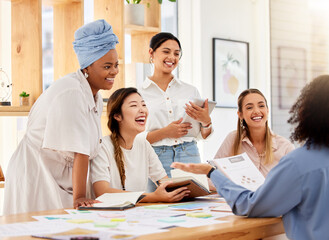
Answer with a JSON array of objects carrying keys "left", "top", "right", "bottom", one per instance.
[
  {"left": 84, "top": 72, "right": 89, "bottom": 79},
  {"left": 240, "top": 119, "right": 245, "bottom": 129}
]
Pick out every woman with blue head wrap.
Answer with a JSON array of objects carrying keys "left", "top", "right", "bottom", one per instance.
[
  {"left": 73, "top": 19, "right": 119, "bottom": 96},
  {"left": 4, "top": 19, "right": 119, "bottom": 214}
]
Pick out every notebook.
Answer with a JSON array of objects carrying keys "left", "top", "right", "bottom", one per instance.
[
  {"left": 79, "top": 192, "right": 145, "bottom": 210},
  {"left": 160, "top": 169, "right": 211, "bottom": 198}
]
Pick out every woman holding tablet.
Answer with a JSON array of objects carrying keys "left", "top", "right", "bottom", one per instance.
[{"left": 138, "top": 32, "right": 213, "bottom": 190}]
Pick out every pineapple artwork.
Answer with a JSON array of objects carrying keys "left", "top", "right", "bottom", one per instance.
[
  {"left": 222, "top": 53, "right": 240, "bottom": 95},
  {"left": 213, "top": 38, "right": 249, "bottom": 107}
]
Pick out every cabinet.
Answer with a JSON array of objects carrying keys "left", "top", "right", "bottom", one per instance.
[{"left": 0, "top": 0, "right": 161, "bottom": 135}]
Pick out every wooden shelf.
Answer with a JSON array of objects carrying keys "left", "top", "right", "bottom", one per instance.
[
  {"left": 0, "top": 106, "right": 31, "bottom": 116},
  {"left": 43, "top": 0, "right": 81, "bottom": 5},
  {"left": 3, "top": 0, "right": 162, "bottom": 133},
  {"left": 125, "top": 24, "right": 160, "bottom": 34}
]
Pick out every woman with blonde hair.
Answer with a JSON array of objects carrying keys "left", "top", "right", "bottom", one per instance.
[
  {"left": 90, "top": 87, "right": 189, "bottom": 202},
  {"left": 215, "top": 88, "right": 294, "bottom": 176}
]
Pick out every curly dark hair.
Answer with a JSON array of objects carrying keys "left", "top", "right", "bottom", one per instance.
[{"left": 288, "top": 75, "right": 329, "bottom": 148}]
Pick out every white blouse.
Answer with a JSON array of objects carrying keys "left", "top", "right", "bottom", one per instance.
[
  {"left": 90, "top": 134, "right": 167, "bottom": 192},
  {"left": 139, "top": 77, "right": 209, "bottom": 146}
]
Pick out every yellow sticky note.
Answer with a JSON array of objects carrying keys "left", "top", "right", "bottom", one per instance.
[
  {"left": 94, "top": 221, "right": 119, "bottom": 228},
  {"left": 186, "top": 212, "right": 212, "bottom": 218},
  {"left": 66, "top": 219, "right": 94, "bottom": 224},
  {"left": 110, "top": 218, "right": 126, "bottom": 222}
]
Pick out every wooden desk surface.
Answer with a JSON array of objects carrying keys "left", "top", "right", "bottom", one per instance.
[{"left": 0, "top": 207, "right": 285, "bottom": 240}]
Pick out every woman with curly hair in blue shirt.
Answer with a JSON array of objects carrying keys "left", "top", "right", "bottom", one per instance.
[{"left": 171, "top": 75, "right": 329, "bottom": 240}]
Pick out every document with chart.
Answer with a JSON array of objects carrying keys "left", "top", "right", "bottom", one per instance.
[{"left": 209, "top": 152, "right": 265, "bottom": 191}]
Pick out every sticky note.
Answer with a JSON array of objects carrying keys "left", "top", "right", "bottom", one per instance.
[
  {"left": 186, "top": 212, "right": 212, "bottom": 218},
  {"left": 170, "top": 203, "right": 204, "bottom": 210},
  {"left": 45, "top": 216, "right": 69, "bottom": 220},
  {"left": 78, "top": 210, "right": 91, "bottom": 213},
  {"left": 110, "top": 218, "right": 126, "bottom": 222},
  {"left": 112, "top": 234, "right": 135, "bottom": 239},
  {"left": 66, "top": 219, "right": 94, "bottom": 224},
  {"left": 157, "top": 217, "right": 186, "bottom": 223},
  {"left": 98, "top": 213, "right": 125, "bottom": 218},
  {"left": 94, "top": 221, "right": 119, "bottom": 228},
  {"left": 144, "top": 205, "right": 168, "bottom": 209}
]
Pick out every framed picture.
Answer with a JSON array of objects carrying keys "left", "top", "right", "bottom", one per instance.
[
  {"left": 213, "top": 38, "right": 249, "bottom": 108},
  {"left": 277, "top": 46, "right": 307, "bottom": 109}
]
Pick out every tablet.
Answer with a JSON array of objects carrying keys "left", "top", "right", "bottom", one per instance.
[{"left": 182, "top": 98, "right": 216, "bottom": 137}]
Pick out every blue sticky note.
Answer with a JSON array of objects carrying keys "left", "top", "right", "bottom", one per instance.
[
  {"left": 170, "top": 203, "right": 205, "bottom": 210},
  {"left": 158, "top": 217, "right": 186, "bottom": 223},
  {"left": 45, "top": 216, "right": 69, "bottom": 220}
]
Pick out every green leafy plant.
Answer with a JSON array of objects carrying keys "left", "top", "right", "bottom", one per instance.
[
  {"left": 126, "top": 0, "right": 176, "bottom": 4},
  {"left": 158, "top": 0, "right": 176, "bottom": 3},
  {"left": 19, "top": 91, "right": 30, "bottom": 97},
  {"left": 126, "top": 0, "right": 142, "bottom": 3}
]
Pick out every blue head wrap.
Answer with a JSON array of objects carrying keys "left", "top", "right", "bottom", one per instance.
[{"left": 73, "top": 19, "right": 119, "bottom": 69}]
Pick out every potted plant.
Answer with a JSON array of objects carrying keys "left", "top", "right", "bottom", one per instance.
[
  {"left": 125, "top": 0, "right": 176, "bottom": 26},
  {"left": 125, "top": 0, "right": 145, "bottom": 26},
  {"left": 19, "top": 91, "right": 30, "bottom": 106},
  {"left": 157, "top": 0, "right": 176, "bottom": 3}
]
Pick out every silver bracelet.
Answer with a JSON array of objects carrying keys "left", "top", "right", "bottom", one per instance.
[{"left": 201, "top": 122, "right": 212, "bottom": 129}]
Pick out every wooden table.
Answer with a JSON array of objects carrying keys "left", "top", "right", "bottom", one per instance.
[{"left": 0, "top": 207, "right": 284, "bottom": 240}]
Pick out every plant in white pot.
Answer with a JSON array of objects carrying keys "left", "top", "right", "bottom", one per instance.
[
  {"left": 125, "top": 0, "right": 145, "bottom": 26},
  {"left": 125, "top": 0, "right": 176, "bottom": 26}
]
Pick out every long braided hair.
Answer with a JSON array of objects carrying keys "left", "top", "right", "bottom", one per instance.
[{"left": 107, "top": 87, "right": 140, "bottom": 190}]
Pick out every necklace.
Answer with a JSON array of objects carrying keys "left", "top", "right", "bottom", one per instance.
[{"left": 258, "top": 151, "right": 266, "bottom": 158}]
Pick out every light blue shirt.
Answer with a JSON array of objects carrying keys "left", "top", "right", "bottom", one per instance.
[{"left": 211, "top": 143, "right": 329, "bottom": 240}]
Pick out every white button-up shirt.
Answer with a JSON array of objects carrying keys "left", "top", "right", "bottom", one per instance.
[
  {"left": 139, "top": 77, "right": 206, "bottom": 146},
  {"left": 3, "top": 69, "right": 103, "bottom": 215}
]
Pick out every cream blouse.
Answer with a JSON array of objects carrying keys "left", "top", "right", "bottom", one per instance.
[{"left": 214, "top": 130, "right": 295, "bottom": 176}]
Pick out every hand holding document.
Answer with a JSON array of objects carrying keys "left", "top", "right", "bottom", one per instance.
[{"left": 208, "top": 153, "right": 265, "bottom": 191}]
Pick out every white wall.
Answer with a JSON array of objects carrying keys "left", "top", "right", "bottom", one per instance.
[{"left": 178, "top": 0, "right": 271, "bottom": 161}]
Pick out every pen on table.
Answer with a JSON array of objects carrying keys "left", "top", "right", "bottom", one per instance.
[{"left": 172, "top": 213, "right": 186, "bottom": 217}]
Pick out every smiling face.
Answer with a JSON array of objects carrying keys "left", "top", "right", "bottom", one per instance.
[
  {"left": 238, "top": 93, "right": 269, "bottom": 130},
  {"left": 84, "top": 49, "right": 119, "bottom": 96},
  {"left": 150, "top": 40, "right": 181, "bottom": 74},
  {"left": 115, "top": 93, "right": 148, "bottom": 136}
]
